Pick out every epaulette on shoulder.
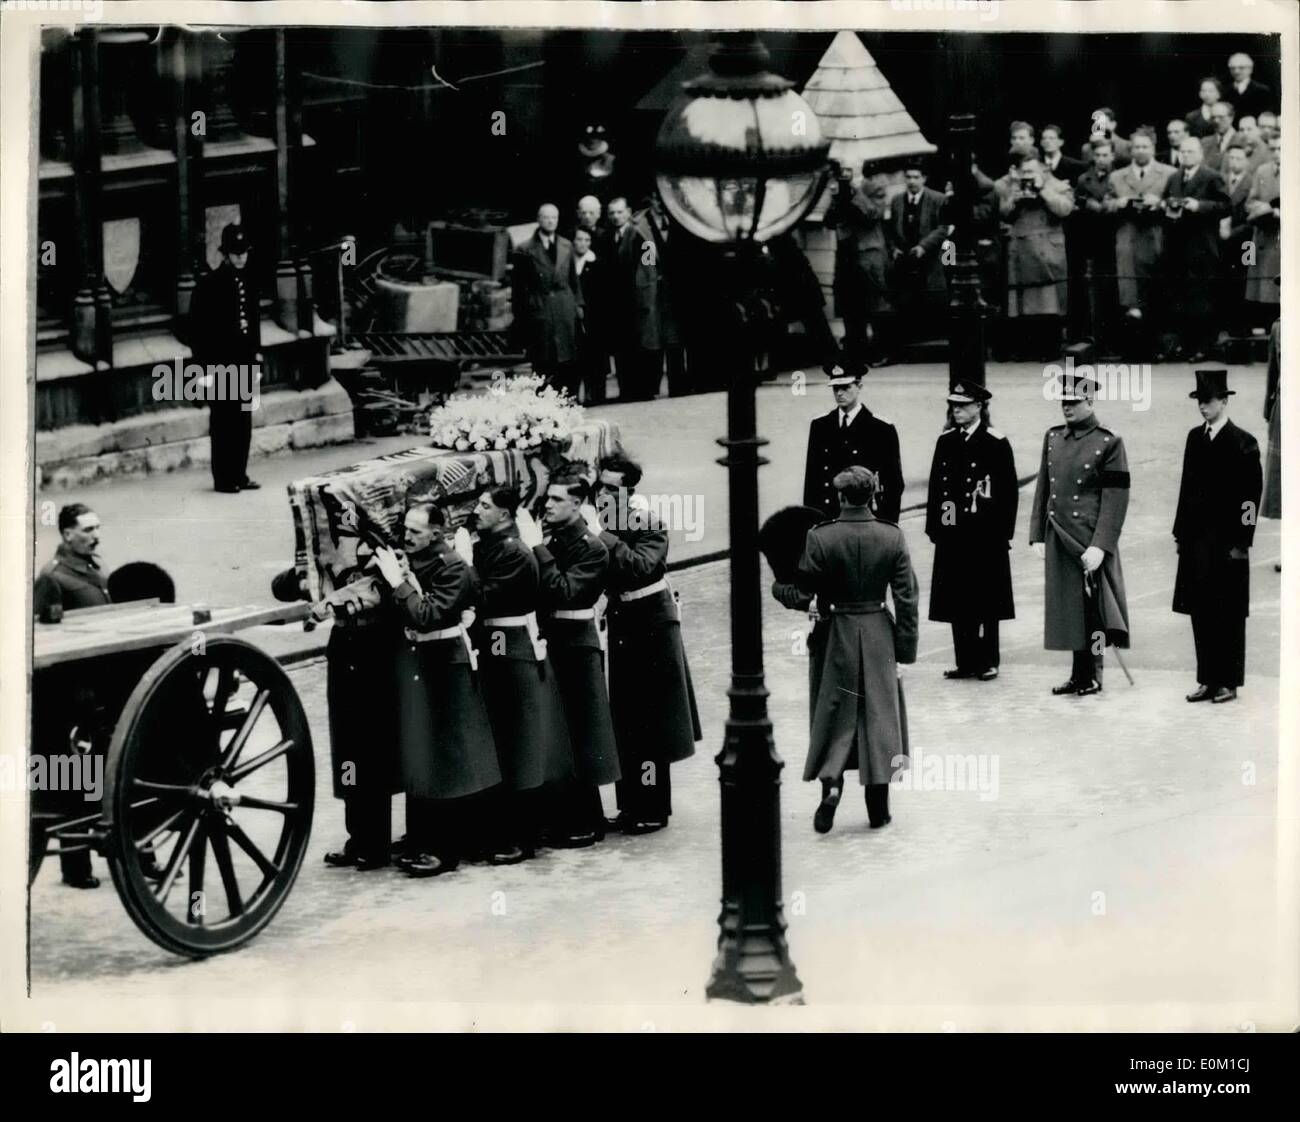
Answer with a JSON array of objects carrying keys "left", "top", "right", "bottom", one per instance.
[
  {"left": 812, "top": 518, "right": 837, "bottom": 531},
  {"left": 987, "top": 427, "right": 1006, "bottom": 439}
]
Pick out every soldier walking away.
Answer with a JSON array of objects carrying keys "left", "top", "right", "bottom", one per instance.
[
  {"left": 1173, "top": 370, "right": 1263, "bottom": 705},
  {"left": 793, "top": 467, "right": 918, "bottom": 833},
  {"left": 189, "top": 223, "right": 261, "bottom": 494},
  {"left": 524, "top": 466, "right": 621, "bottom": 844},
  {"left": 592, "top": 453, "right": 701, "bottom": 834},
  {"left": 1028, "top": 371, "right": 1131, "bottom": 696},
  {"left": 925, "top": 379, "right": 1019, "bottom": 681},
  {"left": 372, "top": 503, "right": 504, "bottom": 876},
  {"left": 802, "top": 361, "right": 904, "bottom": 523}
]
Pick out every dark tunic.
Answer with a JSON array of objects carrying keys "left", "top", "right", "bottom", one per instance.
[
  {"left": 390, "top": 544, "right": 501, "bottom": 800},
  {"left": 925, "top": 422, "right": 1019, "bottom": 623},
  {"left": 471, "top": 525, "right": 574, "bottom": 792},
  {"left": 1172, "top": 419, "right": 1262, "bottom": 620},
  {"left": 534, "top": 518, "right": 621, "bottom": 786},
  {"left": 34, "top": 544, "right": 111, "bottom": 614},
  {"left": 272, "top": 568, "right": 399, "bottom": 800},
  {"left": 1163, "top": 164, "right": 1230, "bottom": 322},
  {"left": 795, "top": 509, "right": 919, "bottom": 785},
  {"left": 771, "top": 578, "right": 829, "bottom": 735},
  {"left": 1028, "top": 413, "right": 1131, "bottom": 650},
  {"left": 802, "top": 406, "right": 905, "bottom": 522},
  {"left": 599, "top": 505, "right": 702, "bottom": 785}
]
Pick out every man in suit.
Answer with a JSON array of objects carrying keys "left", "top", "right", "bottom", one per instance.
[
  {"left": 1105, "top": 128, "right": 1174, "bottom": 356},
  {"left": 1235, "top": 116, "right": 1271, "bottom": 175},
  {"left": 1218, "top": 143, "right": 1256, "bottom": 339},
  {"left": 1227, "top": 53, "right": 1274, "bottom": 122},
  {"left": 1075, "top": 138, "right": 1121, "bottom": 351},
  {"left": 1040, "top": 125, "right": 1087, "bottom": 185},
  {"left": 802, "top": 361, "right": 904, "bottom": 523},
  {"left": 1042, "top": 125, "right": 1088, "bottom": 342},
  {"left": 570, "top": 226, "right": 608, "bottom": 404},
  {"left": 1244, "top": 133, "right": 1281, "bottom": 327},
  {"left": 1029, "top": 371, "right": 1131, "bottom": 696},
  {"left": 888, "top": 160, "right": 949, "bottom": 351},
  {"left": 605, "top": 196, "right": 663, "bottom": 401},
  {"left": 1173, "top": 369, "right": 1262, "bottom": 705},
  {"left": 513, "top": 203, "right": 583, "bottom": 397},
  {"left": 925, "top": 380, "right": 1018, "bottom": 681},
  {"left": 1185, "top": 77, "right": 1223, "bottom": 139},
  {"left": 1257, "top": 111, "right": 1279, "bottom": 144},
  {"left": 1080, "top": 107, "right": 1131, "bottom": 168},
  {"left": 793, "top": 466, "right": 919, "bottom": 833},
  {"left": 1010, "top": 121, "right": 1037, "bottom": 164},
  {"left": 644, "top": 193, "right": 687, "bottom": 397},
  {"left": 189, "top": 223, "right": 261, "bottom": 494},
  {"left": 1162, "top": 136, "right": 1230, "bottom": 362},
  {"left": 1202, "top": 101, "right": 1238, "bottom": 171},
  {"left": 1160, "top": 118, "right": 1189, "bottom": 168},
  {"left": 825, "top": 161, "right": 893, "bottom": 367}
]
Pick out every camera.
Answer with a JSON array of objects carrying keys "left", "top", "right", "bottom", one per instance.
[
  {"left": 1017, "top": 172, "right": 1039, "bottom": 197},
  {"left": 1165, "top": 196, "right": 1185, "bottom": 213}
]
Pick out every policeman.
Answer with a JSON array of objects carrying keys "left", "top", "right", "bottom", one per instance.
[
  {"left": 592, "top": 453, "right": 701, "bottom": 834},
  {"left": 521, "top": 465, "right": 621, "bottom": 844},
  {"left": 1173, "top": 369, "right": 1262, "bottom": 704},
  {"left": 466, "top": 485, "right": 575, "bottom": 861},
  {"left": 372, "top": 502, "right": 503, "bottom": 875},
  {"left": 794, "top": 467, "right": 919, "bottom": 832},
  {"left": 802, "top": 361, "right": 904, "bottom": 522},
  {"left": 33, "top": 503, "right": 110, "bottom": 889},
  {"left": 924, "top": 379, "right": 1019, "bottom": 680},
  {"left": 189, "top": 223, "right": 261, "bottom": 494},
  {"left": 1028, "top": 371, "right": 1131, "bottom": 695}
]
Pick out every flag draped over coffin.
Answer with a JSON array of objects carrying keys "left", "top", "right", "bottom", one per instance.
[{"left": 287, "top": 418, "right": 622, "bottom": 605}]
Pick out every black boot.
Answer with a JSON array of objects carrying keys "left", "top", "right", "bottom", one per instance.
[
  {"left": 813, "top": 780, "right": 842, "bottom": 834},
  {"left": 865, "top": 784, "right": 892, "bottom": 829}
]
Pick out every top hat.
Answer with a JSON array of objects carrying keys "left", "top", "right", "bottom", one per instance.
[
  {"left": 825, "top": 359, "right": 866, "bottom": 386},
  {"left": 1190, "top": 368, "right": 1235, "bottom": 400},
  {"left": 947, "top": 379, "right": 992, "bottom": 404},
  {"left": 1056, "top": 370, "right": 1097, "bottom": 401},
  {"left": 220, "top": 223, "right": 251, "bottom": 255}
]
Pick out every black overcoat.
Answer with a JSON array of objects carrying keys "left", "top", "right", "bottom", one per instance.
[
  {"left": 925, "top": 423, "right": 1019, "bottom": 622},
  {"left": 1164, "top": 164, "right": 1230, "bottom": 321},
  {"left": 1172, "top": 419, "right": 1262, "bottom": 618},
  {"left": 803, "top": 406, "right": 904, "bottom": 522}
]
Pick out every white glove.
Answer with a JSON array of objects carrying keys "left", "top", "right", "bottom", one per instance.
[
  {"left": 516, "top": 507, "right": 544, "bottom": 549},
  {"left": 580, "top": 503, "right": 604, "bottom": 537},
  {"left": 372, "top": 545, "right": 405, "bottom": 588},
  {"left": 807, "top": 594, "right": 820, "bottom": 623},
  {"left": 1081, "top": 545, "right": 1105, "bottom": 573},
  {"left": 1031, "top": 541, "right": 1046, "bottom": 560},
  {"left": 453, "top": 527, "right": 474, "bottom": 566}
]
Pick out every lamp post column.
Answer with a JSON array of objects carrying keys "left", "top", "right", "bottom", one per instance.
[{"left": 946, "top": 113, "right": 988, "bottom": 388}]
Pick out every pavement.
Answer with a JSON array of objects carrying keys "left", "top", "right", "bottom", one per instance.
[{"left": 22, "top": 359, "right": 1291, "bottom": 1029}]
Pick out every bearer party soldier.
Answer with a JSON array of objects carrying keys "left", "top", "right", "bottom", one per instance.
[
  {"left": 591, "top": 453, "right": 701, "bottom": 834},
  {"left": 465, "top": 485, "right": 576, "bottom": 861},
  {"left": 518, "top": 464, "right": 621, "bottom": 844},
  {"left": 371, "top": 502, "right": 504, "bottom": 876}
]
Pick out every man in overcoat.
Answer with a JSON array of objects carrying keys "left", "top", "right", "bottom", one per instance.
[
  {"left": 513, "top": 203, "right": 583, "bottom": 395},
  {"left": 1244, "top": 134, "right": 1281, "bottom": 326},
  {"left": 523, "top": 466, "right": 620, "bottom": 844},
  {"left": 1219, "top": 143, "right": 1256, "bottom": 338},
  {"left": 925, "top": 379, "right": 1018, "bottom": 681},
  {"left": 1162, "top": 136, "right": 1230, "bottom": 362},
  {"left": 1074, "top": 138, "right": 1120, "bottom": 351},
  {"left": 802, "top": 362, "right": 904, "bottom": 523},
  {"left": 372, "top": 502, "right": 503, "bottom": 876},
  {"left": 466, "top": 486, "right": 575, "bottom": 861},
  {"left": 1173, "top": 369, "right": 1263, "bottom": 704},
  {"left": 1028, "top": 371, "right": 1131, "bottom": 696},
  {"left": 592, "top": 453, "right": 701, "bottom": 833},
  {"left": 888, "top": 161, "right": 949, "bottom": 351},
  {"left": 189, "top": 223, "right": 261, "bottom": 494},
  {"left": 605, "top": 197, "right": 663, "bottom": 402},
  {"left": 825, "top": 162, "right": 893, "bottom": 367},
  {"left": 1105, "top": 129, "right": 1174, "bottom": 354},
  {"left": 794, "top": 466, "right": 919, "bottom": 833}
]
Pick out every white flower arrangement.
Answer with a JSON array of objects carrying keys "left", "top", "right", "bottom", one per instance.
[{"left": 428, "top": 372, "right": 584, "bottom": 454}]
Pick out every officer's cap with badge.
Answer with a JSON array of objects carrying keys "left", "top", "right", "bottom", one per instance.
[
  {"left": 946, "top": 378, "right": 992, "bottom": 404},
  {"left": 1189, "top": 368, "right": 1235, "bottom": 401},
  {"left": 220, "top": 223, "right": 251, "bottom": 256},
  {"left": 1054, "top": 370, "right": 1098, "bottom": 402},
  {"left": 825, "top": 358, "right": 868, "bottom": 387}
]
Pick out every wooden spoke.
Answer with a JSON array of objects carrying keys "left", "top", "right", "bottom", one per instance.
[
  {"left": 134, "top": 807, "right": 187, "bottom": 849},
  {"left": 219, "top": 689, "right": 270, "bottom": 771},
  {"left": 208, "top": 827, "right": 244, "bottom": 918},
  {"left": 133, "top": 779, "right": 193, "bottom": 794},
  {"left": 234, "top": 795, "right": 300, "bottom": 814},
  {"left": 227, "top": 738, "right": 294, "bottom": 783},
  {"left": 155, "top": 815, "right": 200, "bottom": 905},
  {"left": 209, "top": 663, "right": 238, "bottom": 722},
  {"left": 224, "top": 816, "right": 281, "bottom": 881},
  {"left": 186, "top": 820, "right": 207, "bottom": 926}
]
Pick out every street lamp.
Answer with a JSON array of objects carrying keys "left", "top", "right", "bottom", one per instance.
[{"left": 655, "top": 33, "right": 829, "bottom": 1004}]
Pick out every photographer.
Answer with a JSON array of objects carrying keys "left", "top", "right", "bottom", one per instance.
[
  {"left": 995, "top": 149, "right": 1075, "bottom": 360},
  {"left": 825, "top": 158, "right": 892, "bottom": 366}
]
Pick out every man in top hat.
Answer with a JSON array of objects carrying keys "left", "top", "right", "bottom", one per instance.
[
  {"left": 188, "top": 223, "right": 261, "bottom": 493},
  {"left": 803, "top": 362, "right": 904, "bottom": 523},
  {"left": 925, "top": 379, "right": 1019, "bottom": 681},
  {"left": 1028, "top": 371, "right": 1131, "bottom": 695},
  {"left": 1172, "top": 370, "right": 1262, "bottom": 704}
]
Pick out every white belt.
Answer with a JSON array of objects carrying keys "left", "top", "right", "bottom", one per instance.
[
  {"left": 552, "top": 608, "right": 596, "bottom": 620},
  {"left": 405, "top": 623, "right": 479, "bottom": 672},
  {"left": 481, "top": 611, "right": 548, "bottom": 662},
  {"left": 618, "top": 577, "right": 669, "bottom": 602}
]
